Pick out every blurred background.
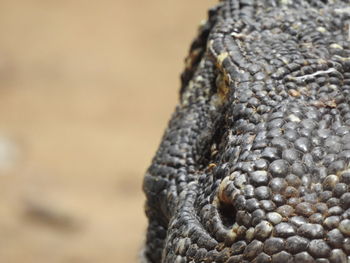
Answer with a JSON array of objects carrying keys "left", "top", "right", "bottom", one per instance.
[{"left": 0, "top": 0, "right": 214, "bottom": 262}]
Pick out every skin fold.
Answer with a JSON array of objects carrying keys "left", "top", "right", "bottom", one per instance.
[{"left": 143, "top": 1, "right": 350, "bottom": 262}]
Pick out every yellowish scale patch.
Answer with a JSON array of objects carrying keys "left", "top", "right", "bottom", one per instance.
[
  {"left": 216, "top": 74, "right": 230, "bottom": 101},
  {"left": 231, "top": 32, "right": 247, "bottom": 39},
  {"left": 214, "top": 52, "right": 231, "bottom": 102},
  {"left": 288, "top": 89, "right": 301, "bottom": 97},
  {"left": 181, "top": 80, "right": 195, "bottom": 106},
  {"left": 208, "top": 163, "right": 217, "bottom": 170},
  {"left": 280, "top": 0, "right": 293, "bottom": 5},
  {"left": 318, "top": 58, "right": 328, "bottom": 65},
  {"left": 316, "top": 27, "right": 327, "bottom": 33},
  {"left": 324, "top": 99, "right": 337, "bottom": 108},
  {"left": 185, "top": 48, "right": 202, "bottom": 70},
  {"left": 217, "top": 52, "right": 229, "bottom": 66},
  {"left": 330, "top": 43, "right": 343, "bottom": 49},
  {"left": 333, "top": 55, "right": 350, "bottom": 62},
  {"left": 218, "top": 176, "right": 231, "bottom": 204}
]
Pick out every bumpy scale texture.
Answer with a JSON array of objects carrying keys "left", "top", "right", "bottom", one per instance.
[{"left": 143, "top": 0, "right": 350, "bottom": 262}]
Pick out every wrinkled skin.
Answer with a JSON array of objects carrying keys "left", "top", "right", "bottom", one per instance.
[{"left": 143, "top": 0, "right": 350, "bottom": 262}]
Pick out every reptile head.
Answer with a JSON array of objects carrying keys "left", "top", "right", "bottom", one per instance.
[{"left": 143, "top": 0, "right": 350, "bottom": 262}]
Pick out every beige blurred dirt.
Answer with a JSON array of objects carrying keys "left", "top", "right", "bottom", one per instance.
[{"left": 0, "top": 1, "right": 214, "bottom": 262}]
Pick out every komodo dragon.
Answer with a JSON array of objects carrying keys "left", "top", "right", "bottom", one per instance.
[{"left": 143, "top": 0, "right": 350, "bottom": 262}]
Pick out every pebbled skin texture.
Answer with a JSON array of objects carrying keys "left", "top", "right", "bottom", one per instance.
[{"left": 143, "top": 1, "right": 350, "bottom": 262}]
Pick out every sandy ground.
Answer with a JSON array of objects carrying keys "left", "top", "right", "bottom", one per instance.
[{"left": 0, "top": 0, "right": 214, "bottom": 262}]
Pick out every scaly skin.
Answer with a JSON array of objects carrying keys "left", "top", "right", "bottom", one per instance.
[{"left": 143, "top": 1, "right": 350, "bottom": 262}]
